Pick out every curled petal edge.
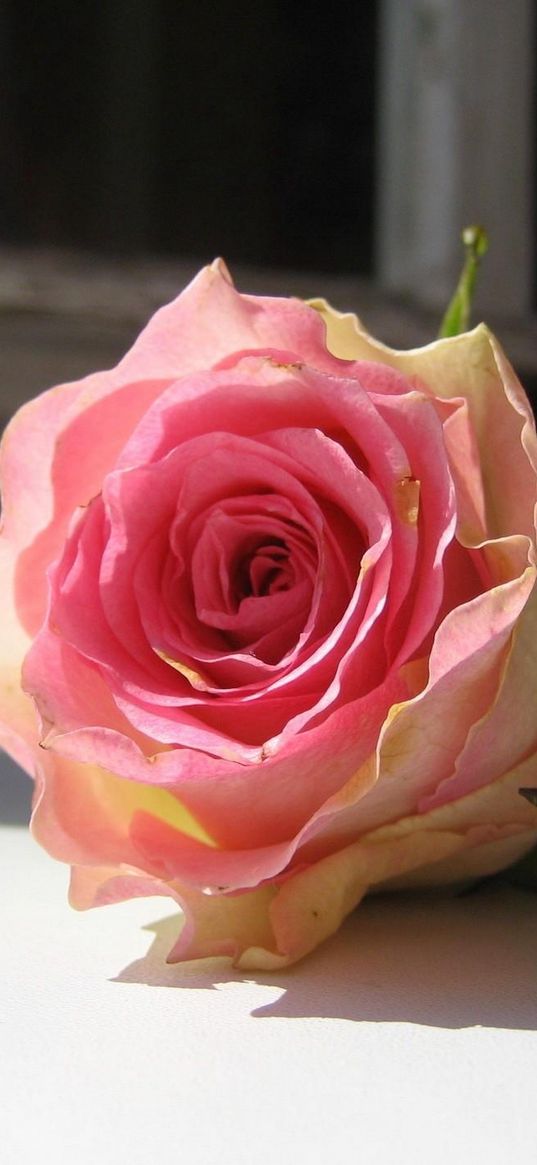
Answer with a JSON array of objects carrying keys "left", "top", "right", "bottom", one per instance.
[
  {"left": 310, "top": 301, "right": 537, "bottom": 544},
  {"left": 68, "top": 754, "right": 537, "bottom": 971}
]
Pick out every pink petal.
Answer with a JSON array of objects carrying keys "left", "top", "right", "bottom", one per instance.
[
  {"left": 318, "top": 563, "right": 535, "bottom": 839},
  {"left": 421, "top": 569, "right": 537, "bottom": 809}
]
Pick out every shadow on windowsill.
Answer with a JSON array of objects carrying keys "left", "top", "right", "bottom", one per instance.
[
  {"left": 0, "top": 754, "right": 33, "bottom": 825},
  {"left": 114, "top": 881, "right": 537, "bottom": 1031}
]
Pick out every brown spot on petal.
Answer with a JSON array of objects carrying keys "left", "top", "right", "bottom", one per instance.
[
  {"left": 394, "top": 477, "right": 420, "bottom": 526},
  {"left": 267, "top": 358, "right": 304, "bottom": 372}
]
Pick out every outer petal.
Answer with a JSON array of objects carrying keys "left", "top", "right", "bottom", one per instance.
[
  {"left": 0, "top": 540, "right": 36, "bottom": 770},
  {"left": 313, "top": 565, "right": 534, "bottom": 844},
  {"left": 194, "top": 755, "right": 537, "bottom": 969},
  {"left": 68, "top": 758, "right": 537, "bottom": 971},
  {"left": 312, "top": 302, "right": 537, "bottom": 542},
  {"left": 30, "top": 752, "right": 215, "bottom": 870},
  {"left": 1, "top": 375, "right": 170, "bottom": 636},
  {"left": 30, "top": 668, "right": 412, "bottom": 890},
  {"left": 421, "top": 573, "right": 537, "bottom": 809},
  {"left": 68, "top": 865, "right": 279, "bottom": 965},
  {"left": 119, "top": 259, "right": 347, "bottom": 381}
]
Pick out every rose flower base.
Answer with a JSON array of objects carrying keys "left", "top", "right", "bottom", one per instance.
[{"left": 1, "top": 260, "right": 536, "bottom": 969}]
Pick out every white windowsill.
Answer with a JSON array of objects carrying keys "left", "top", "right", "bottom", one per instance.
[{"left": 2, "top": 784, "right": 537, "bottom": 1165}]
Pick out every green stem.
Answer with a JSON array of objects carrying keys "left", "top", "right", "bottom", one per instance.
[{"left": 438, "top": 225, "right": 489, "bottom": 339}]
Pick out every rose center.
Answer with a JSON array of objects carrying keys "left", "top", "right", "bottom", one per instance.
[
  {"left": 236, "top": 537, "right": 295, "bottom": 600},
  {"left": 179, "top": 500, "right": 320, "bottom": 665}
]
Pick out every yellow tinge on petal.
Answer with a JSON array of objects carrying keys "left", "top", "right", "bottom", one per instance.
[
  {"left": 90, "top": 765, "right": 216, "bottom": 847},
  {"left": 308, "top": 298, "right": 376, "bottom": 361},
  {"left": 154, "top": 647, "right": 211, "bottom": 691}
]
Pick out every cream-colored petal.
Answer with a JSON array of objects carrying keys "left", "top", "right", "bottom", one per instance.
[
  {"left": 311, "top": 302, "right": 537, "bottom": 542},
  {"left": 238, "top": 757, "right": 537, "bottom": 970},
  {"left": 376, "top": 831, "right": 537, "bottom": 891},
  {"left": 64, "top": 755, "right": 537, "bottom": 973}
]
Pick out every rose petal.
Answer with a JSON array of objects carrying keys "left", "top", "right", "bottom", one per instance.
[
  {"left": 73, "top": 755, "right": 537, "bottom": 973},
  {"left": 312, "top": 303, "right": 537, "bottom": 541},
  {"left": 2, "top": 264, "right": 352, "bottom": 639},
  {"left": 421, "top": 573, "right": 537, "bottom": 809},
  {"left": 315, "top": 564, "right": 535, "bottom": 839},
  {"left": 0, "top": 540, "right": 37, "bottom": 771}
]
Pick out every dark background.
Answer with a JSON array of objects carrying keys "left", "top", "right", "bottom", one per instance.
[{"left": 0, "top": 1, "right": 378, "bottom": 273}]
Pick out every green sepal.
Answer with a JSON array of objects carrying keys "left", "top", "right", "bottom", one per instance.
[{"left": 438, "top": 225, "right": 489, "bottom": 339}]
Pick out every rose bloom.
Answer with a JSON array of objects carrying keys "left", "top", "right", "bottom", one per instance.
[{"left": 1, "top": 261, "right": 536, "bottom": 970}]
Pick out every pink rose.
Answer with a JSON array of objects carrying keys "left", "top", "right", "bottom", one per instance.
[{"left": 1, "top": 260, "right": 536, "bottom": 970}]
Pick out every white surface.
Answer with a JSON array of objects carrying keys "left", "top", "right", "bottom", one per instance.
[{"left": 2, "top": 823, "right": 537, "bottom": 1165}]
